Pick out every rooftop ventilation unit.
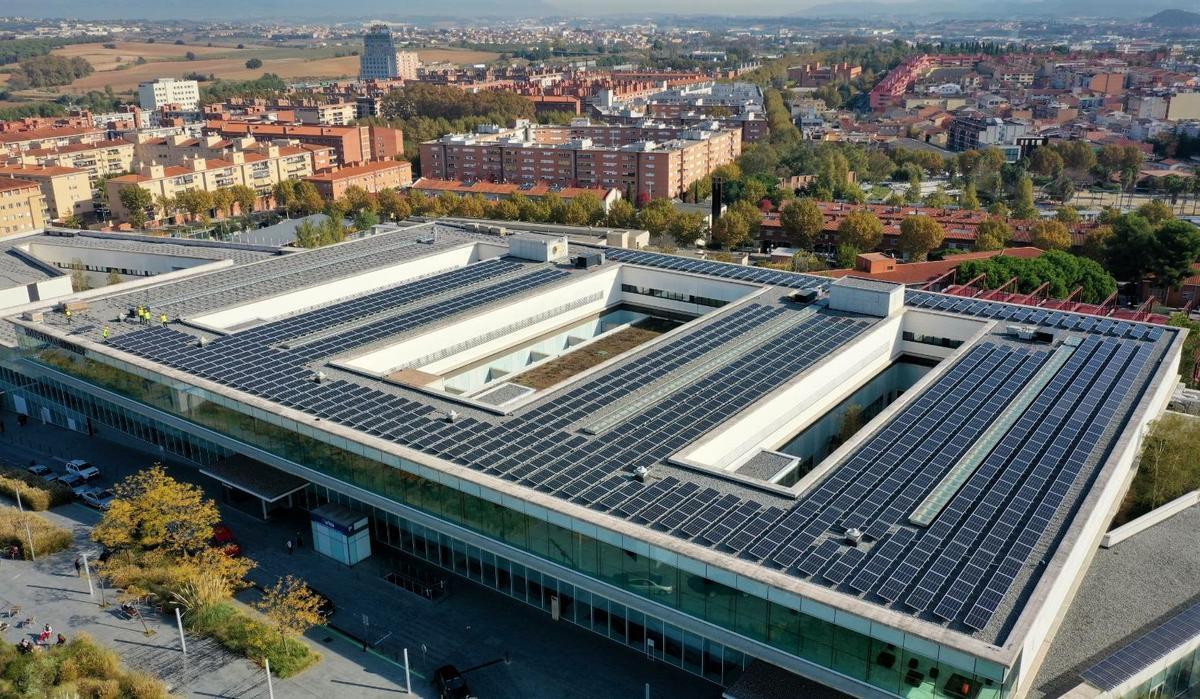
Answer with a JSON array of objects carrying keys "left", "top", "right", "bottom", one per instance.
[
  {"left": 445, "top": 410, "right": 459, "bottom": 423},
  {"left": 633, "top": 465, "right": 650, "bottom": 482},
  {"left": 312, "top": 371, "right": 327, "bottom": 383},
  {"left": 788, "top": 288, "right": 819, "bottom": 304},
  {"left": 844, "top": 528, "right": 864, "bottom": 547},
  {"left": 1008, "top": 324, "right": 1055, "bottom": 343},
  {"left": 574, "top": 252, "right": 605, "bottom": 269}
]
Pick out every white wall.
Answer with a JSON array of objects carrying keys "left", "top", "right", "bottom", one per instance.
[
  {"left": 682, "top": 314, "right": 904, "bottom": 471},
  {"left": 191, "top": 244, "right": 479, "bottom": 331},
  {"left": 617, "top": 265, "right": 760, "bottom": 316},
  {"left": 26, "top": 243, "right": 213, "bottom": 278},
  {"left": 343, "top": 267, "right": 622, "bottom": 376},
  {"left": 899, "top": 311, "right": 993, "bottom": 360}
]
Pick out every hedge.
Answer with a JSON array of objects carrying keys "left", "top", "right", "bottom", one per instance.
[
  {"left": 0, "top": 465, "right": 73, "bottom": 511},
  {"left": 0, "top": 506, "right": 74, "bottom": 559},
  {"left": 187, "top": 601, "right": 319, "bottom": 678},
  {"left": 0, "top": 632, "right": 169, "bottom": 698}
]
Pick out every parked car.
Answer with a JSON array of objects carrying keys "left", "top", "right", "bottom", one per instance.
[
  {"left": 64, "top": 460, "right": 100, "bottom": 481},
  {"left": 56, "top": 472, "right": 87, "bottom": 491},
  {"left": 80, "top": 487, "right": 116, "bottom": 510},
  {"left": 432, "top": 665, "right": 472, "bottom": 699},
  {"left": 305, "top": 586, "right": 336, "bottom": 620},
  {"left": 26, "top": 464, "right": 57, "bottom": 482},
  {"left": 211, "top": 524, "right": 242, "bottom": 557}
]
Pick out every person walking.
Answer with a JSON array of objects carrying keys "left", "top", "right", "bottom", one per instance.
[
  {"left": 74, "top": 557, "right": 81, "bottom": 577},
  {"left": 294, "top": 531, "right": 303, "bottom": 549},
  {"left": 286, "top": 539, "right": 294, "bottom": 556},
  {"left": 56, "top": 633, "right": 65, "bottom": 646}
]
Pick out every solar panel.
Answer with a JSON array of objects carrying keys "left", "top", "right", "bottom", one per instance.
[{"left": 1080, "top": 600, "right": 1200, "bottom": 690}]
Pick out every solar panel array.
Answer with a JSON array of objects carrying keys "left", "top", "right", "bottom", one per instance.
[
  {"left": 1080, "top": 600, "right": 1200, "bottom": 690},
  {"left": 98, "top": 246, "right": 1171, "bottom": 640},
  {"left": 729, "top": 332, "right": 1160, "bottom": 633},
  {"left": 605, "top": 248, "right": 829, "bottom": 290},
  {"left": 108, "top": 280, "right": 874, "bottom": 572},
  {"left": 906, "top": 290, "right": 1166, "bottom": 342}
]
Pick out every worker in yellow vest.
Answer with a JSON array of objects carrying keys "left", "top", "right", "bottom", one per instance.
[{"left": 101, "top": 326, "right": 110, "bottom": 342}]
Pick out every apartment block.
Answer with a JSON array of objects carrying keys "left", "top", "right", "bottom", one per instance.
[
  {"left": 0, "top": 125, "right": 108, "bottom": 158},
  {"left": 787, "top": 61, "right": 863, "bottom": 87},
  {"left": 105, "top": 146, "right": 317, "bottom": 224},
  {"left": 294, "top": 103, "right": 358, "bottom": 126},
  {"left": 17, "top": 139, "right": 136, "bottom": 202},
  {"left": 421, "top": 123, "right": 740, "bottom": 200},
  {"left": 204, "top": 121, "right": 403, "bottom": 168},
  {"left": 0, "top": 165, "right": 92, "bottom": 221},
  {"left": 0, "top": 177, "right": 47, "bottom": 236},
  {"left": 138, "top": 78, "right": 201, "bottom": 112},
  {"left": 361, "top": 25, "right": 419, "bottom": 81},
  {"left": 303, "top": 160, "right": 413, "bottom": 199}
]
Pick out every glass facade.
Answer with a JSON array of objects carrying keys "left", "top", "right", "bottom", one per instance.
[{"left": 8, "top": 334, "right": 1013, "bottom": 698}]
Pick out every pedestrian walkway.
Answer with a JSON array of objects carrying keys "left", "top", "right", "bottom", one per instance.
[{"left": 0, "top": 413, "right": 721, "bottom": 698}]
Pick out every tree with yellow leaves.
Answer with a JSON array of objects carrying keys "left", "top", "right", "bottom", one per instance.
[
  {"left": 92, "top": 464, "right": 220, "bottom": 554},
  {"left": 254, "top": 575, "right": 328, "bottom": 645}
]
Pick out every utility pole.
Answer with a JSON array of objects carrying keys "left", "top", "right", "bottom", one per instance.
[
  {"left": 14, "top": 489, "right": 34, "bottom": 560},
  {"left": 81, "top": 552, "right": 93, "bottom": 597},
  {"left": 265, "top": 658, "right": 275, "bottom": 699},
  {"left": 403, "top": 648, "right": 411, "bottom": 693}
]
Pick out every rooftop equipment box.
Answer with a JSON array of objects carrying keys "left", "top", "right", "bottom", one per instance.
[{"left": 510, "top": 234, "right": 569, "bottom": 263}]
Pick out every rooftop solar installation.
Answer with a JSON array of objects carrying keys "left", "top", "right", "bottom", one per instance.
[
  {"left": 1080, "top": 600, "right": 1200, "bottom": 690},
  {"left": 60, "top": 226, "right": 1175, "bottom": 647}
]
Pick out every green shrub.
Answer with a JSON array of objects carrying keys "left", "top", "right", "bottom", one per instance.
[
  {"left": 0, "top": 465, "right": 73, "bottom": 510},
  {"left": 1114, "top": 412, "right": 1200, "bottom": 526},
  {"left": 186, "top": 601, "right": 318, "bottom": 678},
  {"left": 0, "top": 633, "right": 168, "bottom": 698},
  {"left": 0, "top": 506, "right": 74, "bottom": 559}
]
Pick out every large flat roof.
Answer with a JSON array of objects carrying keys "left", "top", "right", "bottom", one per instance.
[{"left": 10, "top": 222, "right": 1179, "bottom": 665}]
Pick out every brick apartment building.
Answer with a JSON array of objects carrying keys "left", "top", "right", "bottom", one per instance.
[
  {"left": 787, "top": 62, "right": 863, "bottom": 87},
  {"left": 303, "top": 160, "right": 413, "bottom": 199},
  {"left": 203, "top": 121, "right": 404, "bottom": 168},
  {"left": 14, "top": 139, "right": 136, "bottom": 203},
  {"left": 420, "top": 122, "right": 741, "bottom": 200},
  {"left": 0, "top": 125, "right": 108, "bottom": 158}
]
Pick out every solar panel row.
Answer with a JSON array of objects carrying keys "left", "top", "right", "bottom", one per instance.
[
  {"left": 906, "top": 290, "right": 1165, "bottom": 342},
  {"left": 605, "top": 248, "right": 829, "bottom": 290}
]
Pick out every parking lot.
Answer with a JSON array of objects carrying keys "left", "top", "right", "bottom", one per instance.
[{"left": 0, "top": 413, "right": 721, "bottom": 698}]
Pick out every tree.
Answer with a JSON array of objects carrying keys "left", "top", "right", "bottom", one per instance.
[
  {"left": 959, "top": 182, "right": 980, "bottom": 211},
  {"left": 836, "top": 210, "right": 884, "bottom": 251},
  {"left": 154, "top": 194, "right": 176, "bottom": 222},
  {"left": 1149, "top": 220, "right": 1200, "bottom": 289},
  {"left": 666, "top": 211, "right": 708, "bottom": 245},
  {"left": 564, "top": 193, "right": 606, "bottom": 226},
  {"left": 988, "top": 201, "right": 1010, "bottom": 219},
  {"left": 1137, "top": 199, "right": 1174, "bottom": 226},
  {"left": 790, "top": 251, "right": 828, "bottom": 273},
  {"left": 353, "top": 209, "right": 380, "bottom": 231},
  {"left": 1055, "top": 206, "right": 1080, "bottom": 224},
  {"left": 377, "top": 189, "right": 411, "bottom": 221},
  {"left": 211, "top": 188, "right": 235, "bottom": 219},
  {"left": 898, "top": 215, "right": 945, "bottom": 261},
  {"left": 293, "top": 181, "right": 325, "bottom": 216},
  {"left": 1012, "top": 175, "right": 1037, "bottom": 219},
  {"left": 974, "top": 218, "right": 1010, "bottom": 251},
  {"left": 185, "top": 51, "right": 197, "bottom": 61},
  {"left": 107, "top": 269, "right": 123, "bottom": 286},
  {"left": 273, "top": 180, "right": 296, "bottom": 216},
  {"left": 1080, "top": 225, "right": 1113, "bottom": 263},
  {"left": 63, "top": 213, "right": 85, "bottom": 228},
  {"left": 779, "top": 198, "right": 824, "bottom": 248},
  {"left": 339, "top": 185, "right": 378, "bottom": 215},
  {"left": 118, "top": 186, "right": 154, "bottom": 228},
  {"left": 1029, "top": 220, "right": 1072, "bottom": 251},
  {"left": 711, "top": 200, "right": 761, "bottom": 249},
  {"left": 245, "top": 58, "right": 263, "bottom": 69},
  {"left": 637, "top": 198, "right": 676, "bottom": 236},
  {"left": 1028, "top": 148, "right": 1063, "bottom": 178},
  {"left": 923, "top": 188, "right": 954, "bottom": 209},
  {"left": 605, "top": 199, "right": 638, "bottom": 229},
  {"left": 1105, "top": 214, "right": 1156, "bottom": 281},
  {"left": 254, "top": 575, "right": 328, "bottom": 646},
  {"left": 68, "top": 258, "right": 89, "bottom": 292},
  {"left": 177, "top": 189, "right": 215, "bottom": 223},
  {"left": 488, "top": 199, "right": 519, "bottom": 221},
  {"left": 92, "top": 464, "right": 220, "bottom": 554},
  {"left": 229, "top": 184, "right": 257, "bottom": 216}
]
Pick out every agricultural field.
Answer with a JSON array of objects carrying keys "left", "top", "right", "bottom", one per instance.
[{"left": 8, "top": 42, "right": 501, "bottom": 95}]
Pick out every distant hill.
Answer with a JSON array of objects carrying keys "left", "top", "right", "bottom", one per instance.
[
  {"left": 800, "top": 0, "right": 1180, "bottom": 19},
  {"left": 1144, "top": 9, "right": 1200, "bottom": 25}
]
